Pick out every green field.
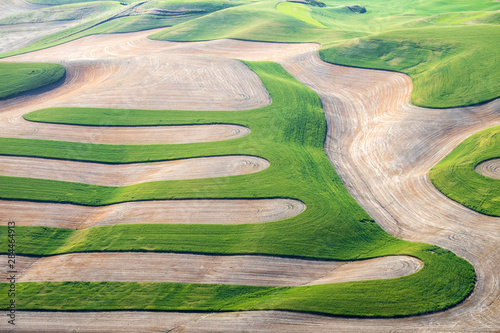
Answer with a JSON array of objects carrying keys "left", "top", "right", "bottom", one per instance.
[
  {"left": 0, "top": 61, "right": 475, "bottom": 316},
  {"left": 276, "top": 1, "right": 326, "bottom": 28},
  {"left": 1, "top": 0, "right": 498, "bottom": 319},
  {"left": 430, "top": 125, "right": 500, "bottom": 216},
  {"left": 0, "top": 62, "right": 65, "bottom": 100}
]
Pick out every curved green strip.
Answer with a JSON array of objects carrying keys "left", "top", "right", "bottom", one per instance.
[
  {"left": 0, "top": 245, "right": 474, "bottom": 317},
  {"left": 430, "top": 125, "right": 500, "bottom": 216},
  {"left": 0, "top": 61, "right": 475, "bottom": 317}
]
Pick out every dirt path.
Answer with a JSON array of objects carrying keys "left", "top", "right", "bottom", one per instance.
[
  {"left": 476, "top": 158, "right": 500, "bottom": 180},
  {"left": 0, "top": 253, "right": 421, "bottom": 286},
  {"left": 0, "top": 31, "right": 499, "bottom": 331},
  {"left": 1, "top": 198, "right": 305, "bottom": 229},
  {"left": 0, "top": 155, "right": 269, "bottom": 185}
]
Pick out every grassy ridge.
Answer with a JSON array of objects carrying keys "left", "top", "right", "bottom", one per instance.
[
  {"left": 430, "top": 125, "right": 500, "bottom": 216},
  {"left": 0, "top": 61, "right": 476, "bottom": 316},
  {"left": 0, "top": 62, "right": 65, "bottom": 100},
  {"left": 276, "top": 1, "right": 326, "bottom": 28},
  {"left": 149, "top": 1, "right": 329, "bottom": 43}
]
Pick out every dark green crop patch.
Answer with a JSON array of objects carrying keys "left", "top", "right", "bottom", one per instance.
[{"left": 0, "top": 62, "right": 65, "bottom": 100}]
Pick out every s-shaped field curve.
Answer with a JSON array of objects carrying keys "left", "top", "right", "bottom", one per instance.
[
  {"left": 0, "top": 59, "right": 253, "bottom": 145},
  {"left": 0, "top": 155, "right": 269, "bottom": 186}
]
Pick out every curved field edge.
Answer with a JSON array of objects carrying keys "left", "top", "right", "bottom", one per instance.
[
  {"left": 430, "top": 125, "right": 500, "bottom": 216},
  {"left": 0, "top": 61, "right": 476, "bottom": 316},
  {"left": 0, "top": 245, "right": 474, "bottom": 317},
  {"left": 0, "top": 62, "right": 65, "bottom": 100},
  {"left": 318, "top": 25, "right": 500, "bottom": 108}
]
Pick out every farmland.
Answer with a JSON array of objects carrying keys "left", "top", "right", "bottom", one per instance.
[{"left": 0, "top": 0, "right": 499, "bottom": 331}]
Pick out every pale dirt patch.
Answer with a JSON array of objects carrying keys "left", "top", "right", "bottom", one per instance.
[
  {"left": 0, "top": 36, "right": 270, "bottom": 144},
  {"left": 2, "top": 253, "right": 420, "bottom": 286},
  {"left": 0, "top": 155, "right": 269, "bottom": 185},
  {"left": 0, "top": 199, "right": 305, "bottom": 229},
  {"left": 475, "top": 158, "right": 500, "bottom": 180},
  {"left": 0, "top": 311, "right": 203, "bottom": 333},
  {"left": 1, "top": 121, "right": 250, "bottom": 144},
  {"left": 0, "top": 21, "right": 80, "bottom": 54}
]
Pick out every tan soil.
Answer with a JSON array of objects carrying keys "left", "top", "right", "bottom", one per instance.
[
  {"left": 1, "top": 253, "right": 420, "bottom": 286},
  {"left": 0, "top": 155, "right": 269, "bottom": 185},
  {"left": 0, "top": 198, "right": 305, "bottom": 229},
  {"left": 2, "top": 31, "right": 272, "bottom": 111},
  {"left": 475, "top": 158, "right": 500, "bottom": 179},
  {"left": 0, "top": 30, "right": 498, "bottom": 331}
]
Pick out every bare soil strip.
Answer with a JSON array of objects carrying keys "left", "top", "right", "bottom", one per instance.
[
  {"left": 0, "top": 155, "right": 268, "bottom": 185},
  {"left": 1, "top": 34, "right": 270, "bottom": 144},
  {"left": 476, "top": 158, "right": 500, "bottom": 180},
  {"left": 0, "top": 199, "right": 305, "bottom": 229},
  {"left": 0, "top": 253, "right": 421, "bottom": 286},
  {"left": 0, "top": 121, "right": 250, "bottom": 144},
  {"left": 2, "top": 35, "right": 272, "bottom": 111}
]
